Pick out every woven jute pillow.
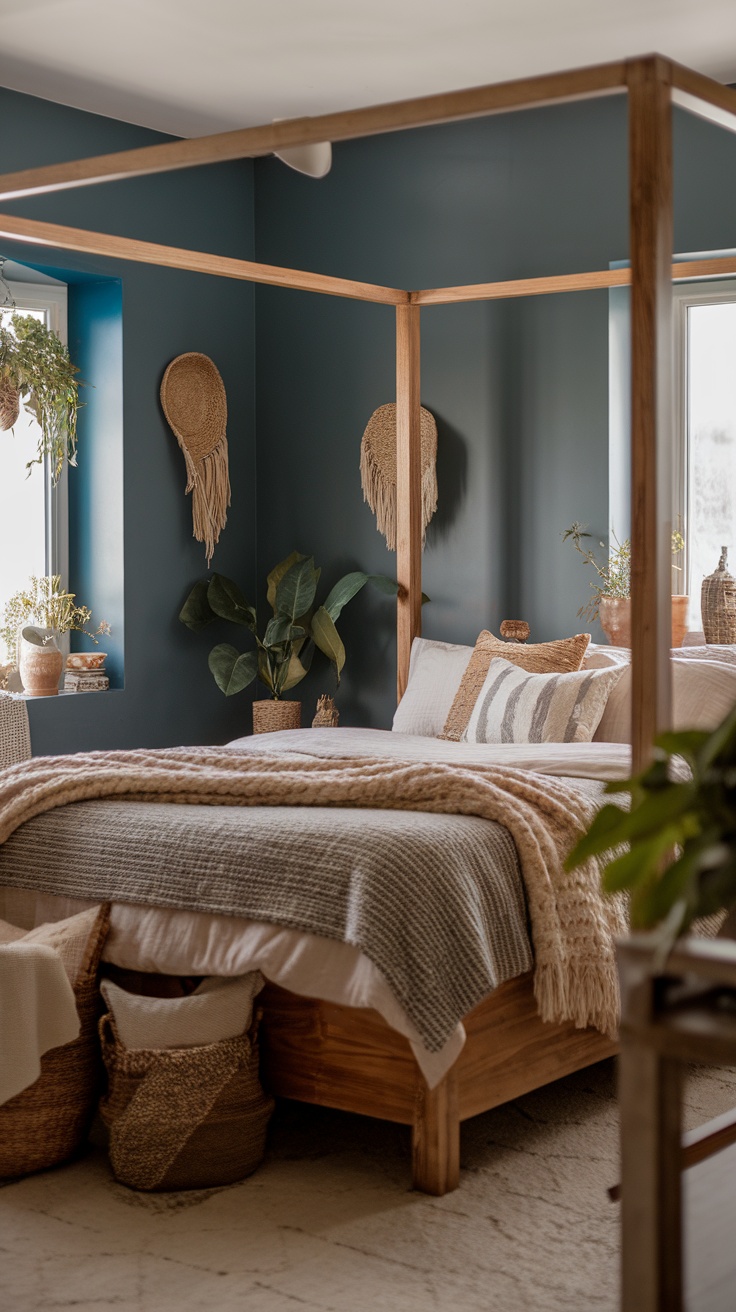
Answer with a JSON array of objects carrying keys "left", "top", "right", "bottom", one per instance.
[{"left": 440, "top": 629, "right": 591, "bottom": 742}]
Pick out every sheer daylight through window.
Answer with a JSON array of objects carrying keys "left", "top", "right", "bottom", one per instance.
[{"left": 687, "top": 297, "right": 736, "bottom": 630}]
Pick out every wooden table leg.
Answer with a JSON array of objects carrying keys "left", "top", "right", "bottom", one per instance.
[
  {"left": 411, "top": 1069, "right": 460, "bottom": 1195},
  {"left": 619, "top": 1041, "right": 683, "bottom": 1312}
]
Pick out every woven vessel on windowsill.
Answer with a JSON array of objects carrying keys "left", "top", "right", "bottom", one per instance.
[
  {"left": 702, "top": 548, "right": 736, "bottom": 645},
  {"left": 252, "top": 699, "right": 301, "bottom": 734},
  {"left": 0, "top": 905, "right": 110, "bottom": 1179}
]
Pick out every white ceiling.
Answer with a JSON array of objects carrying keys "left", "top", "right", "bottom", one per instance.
[{"left": 0, "top": 0, "right": 735, "bottom": 139}]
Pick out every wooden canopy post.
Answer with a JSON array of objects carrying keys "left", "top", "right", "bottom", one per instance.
[
  {"left": 627, "top": 56, "right": 674, "bottom": 772},
  {"left": 395, "top": 304, "right": 422, "bottom": 701}
]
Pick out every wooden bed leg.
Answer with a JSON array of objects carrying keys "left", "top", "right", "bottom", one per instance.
[{"left": 411, "top": 1070, "right": 460, "bottom": 1195}]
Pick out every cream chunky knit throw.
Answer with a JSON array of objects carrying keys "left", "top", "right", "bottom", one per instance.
[{"left": 0, "top": 746, "right": 625, "bottom": 1037}]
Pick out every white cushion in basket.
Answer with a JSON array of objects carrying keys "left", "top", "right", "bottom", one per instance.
[
  {"left": 462, "top": 657, "right": 625, "bottom": 745},
  {"left": 392, "top": 637, "right": 473, "bottom": 737},
  {"left": 100, "top": 972, "right": 264, "bottom": 1051},
  {"left": 584, "top": 646, "right": 736, "bottom": 742},
  {"left": 0, "top": 905, "right": 103, "bottom": 986}
]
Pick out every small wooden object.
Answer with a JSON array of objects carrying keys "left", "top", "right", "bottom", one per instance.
[
  {"left": 312, "top": 695, "right": 339, "bottom": 727},
  {"left": 702, "top": 547, "right": 736, "bottom": 645},
  {"left": 499, "top": 620, "right": 530, "bottom": 643}
]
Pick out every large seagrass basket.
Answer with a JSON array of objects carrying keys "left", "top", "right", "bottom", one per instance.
[
  {"left": 0, "top": 905, "right": 110, "bottom": 1179},
  {"left": 99, "top": 1013, "right": 274, "bottom": 1191}
]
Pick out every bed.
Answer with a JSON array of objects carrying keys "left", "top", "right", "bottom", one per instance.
[{"left": 0, "top": 707, "right": 636, "bottom": 1193}]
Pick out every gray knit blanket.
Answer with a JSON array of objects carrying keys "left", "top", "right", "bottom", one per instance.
[{"left": 0, "top": 799, "right": 532, "bottom": 1053}]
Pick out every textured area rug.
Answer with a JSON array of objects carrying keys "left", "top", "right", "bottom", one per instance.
[{"left": 1, "top": 1058, "right": 735, "bottom": 1312}]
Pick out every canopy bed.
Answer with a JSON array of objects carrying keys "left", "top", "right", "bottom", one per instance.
[{"left": 0, "top": 54, "right": 735, "bottom": 1201}]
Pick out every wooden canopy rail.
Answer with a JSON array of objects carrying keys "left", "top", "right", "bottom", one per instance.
[{"left": 4, "top": 54, "right": 736, "bottom": 1192}]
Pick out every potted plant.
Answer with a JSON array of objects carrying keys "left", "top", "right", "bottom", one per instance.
[
  {"left": 1, "top": 575, "right": 110, "bottom": 696},
  {"left": 180, "top": 551, "right": 399, "bottom": 733},
  {"left": 566, "top": 704, "right": 736, "bottom": 947},
  {"left": 563, "top": 523, "right": 688, "bottom": 647},
  {"left": 0, "top": 312, "right": 82, "bottom": 484}
]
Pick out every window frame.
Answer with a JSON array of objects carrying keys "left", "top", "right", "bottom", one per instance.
[{"left": 673, "top": 278, "right": 736, "bottom": 610}]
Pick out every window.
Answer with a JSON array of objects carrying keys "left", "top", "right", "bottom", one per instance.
[
  {"left": 0, "top": 280, "right": 69, "bottom": 637},
  {"left": 674, "top": 282, "right": 736, "bottom": 631}
]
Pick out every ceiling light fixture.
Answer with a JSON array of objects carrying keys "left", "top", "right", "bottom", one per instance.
[{"left": 272, "top": 121, "right": 332, "bottom": 178}]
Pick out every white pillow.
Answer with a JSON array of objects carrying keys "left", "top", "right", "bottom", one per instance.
[
  {"left": 101, "top": 972, "right": 263, "bottom": 1051},
  {"left": 587, "top": 649, "right": 736, "bottom": 742},
  {"left": 462, "top": 657, "right": 625, "bottom": 745},
  {"left": 392, "top": 636, "right": 473, "bottom": 737}
]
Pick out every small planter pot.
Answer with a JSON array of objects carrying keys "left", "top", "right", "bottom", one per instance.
[
  {"left": 598, "top": 595, "right": 690, "bottom": 649},
  {"left": 18, "top": 626, "right": 63, "bottom": 697},
  {"left": 252, "top": 699, "right": 301, "bottom": 735}
]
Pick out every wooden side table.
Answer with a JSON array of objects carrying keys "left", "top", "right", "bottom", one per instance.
[{"left": 617, "top": 936, "right": 736, "bottom": 1312}]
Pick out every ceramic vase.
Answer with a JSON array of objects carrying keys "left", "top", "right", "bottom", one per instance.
[
  {"left": 252, "top": 699, "right": 301, "bottom": 734},
  {"left": 18, "top": 626, "right": 63, "bottom": 697},
  {"left": 598, "top": 595, "right": 690, "bottom": 649}
]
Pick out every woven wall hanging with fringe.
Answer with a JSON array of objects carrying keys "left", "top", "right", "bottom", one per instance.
[
  {"left": 160, "top": 353, "right": 231, "bottom": 566},
  {"left": 359, "top": 403, "right": 438, "bottom": 551}
]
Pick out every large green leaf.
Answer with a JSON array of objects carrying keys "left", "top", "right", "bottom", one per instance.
[
  {"left": 179, "top": 580, "right": 215, "bottom": 632},
  {"left": 310, "top": 606, "right": 346, "bottom": 683},
  {"left": 279, "top": 649, "right": 310, "bottom": 694},
  {"left": 266, "top": 552, "right": 304, "bottom": 612},
  {"left": 263, "top": 616, "right": 306, "bottom": 648},
  {"left": 208, "top": 644, "right": 258, "bottom": 696},
  {"left": 323, "top": 572, "right": 369, "bottom": 621},
  {"left": 602, "top": 826, "right": 681, "bottom": 896},
  {"left": 275, "top": 557, "right": 319, "bottom": 623},
  {"left": 207, "top": 575, "right": 256, "bottom": 630},
  {"left": 257, "top": 649, "right": 275, "bottom": 694}
]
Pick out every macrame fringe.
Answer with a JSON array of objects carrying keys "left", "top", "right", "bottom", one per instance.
[
  {"left": 359, "top": 439, "right": 438, "bottom": 552},
  {"left": 534, "top": 959, "right": 621, "bottom": 1040},
  {"left": 182, "top": 434, "right": 231, "bottom": 567}
]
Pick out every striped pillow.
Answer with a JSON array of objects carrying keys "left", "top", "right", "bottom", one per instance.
[{"left": 462, "top": 657, "right": 625, "bottom": 745}]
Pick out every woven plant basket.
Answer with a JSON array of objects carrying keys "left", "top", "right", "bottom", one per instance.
[
  {"left": 0, "top": 904, "right": 110, "bottom": 1179},
  {"left": 0, "top": 377, "right": 20, "bottom": 431},
  {"left": 99, "top": 1013, "right": 274, "bottom": 1191},
  {"left": 252, "top": 699, "right": 301, "bottom": 734},
  {"left": 702, "top": 548, "right": 736, "bottom": 645}
]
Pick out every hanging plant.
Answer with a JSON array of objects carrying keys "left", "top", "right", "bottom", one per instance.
[{"left": 0, "top": 312, "right": 82, "bottom": 483}]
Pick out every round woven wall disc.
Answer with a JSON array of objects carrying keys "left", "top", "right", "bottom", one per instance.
[{"left": 160, "top": 353, "right": 227, "bottom": 463}]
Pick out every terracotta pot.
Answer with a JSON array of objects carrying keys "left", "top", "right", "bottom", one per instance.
[
  {"left": 252, "top": 699, "right": 301, "bottom": 734},
  {"left": 19, "top": 627, "right": 63, "bottom": 697},
  {"left": 598, "top": 595, "right": 690, "bottom": 649}
]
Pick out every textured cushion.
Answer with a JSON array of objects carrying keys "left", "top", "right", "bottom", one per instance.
[
  {"left": 462, "top": 657, "right": 624, "bottom": 745},
  {"left": 392, "top": 636, "right": 474, "bottom": 737},
  {"left": 0, "top": 906, "right": 104, "bottom": 987},
  {"left": 441, "top": 630, "right": 591, "bottom": 742},
  {"left": 586, "top": 647, "right": 736, "bottom": 743},
  {"left": 100, "top": 972, "right": 264, "bottom": 1051}
]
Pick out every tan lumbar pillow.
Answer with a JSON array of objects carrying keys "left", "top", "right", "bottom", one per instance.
[{"left": 440, "top": 629, "right": 591, "bottom": 741}]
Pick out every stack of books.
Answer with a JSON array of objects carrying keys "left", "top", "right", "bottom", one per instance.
[{"left": 63, "top": 668, "right": 110, "bottom": 693}]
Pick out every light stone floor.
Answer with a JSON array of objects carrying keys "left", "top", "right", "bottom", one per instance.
[{"left": 2, "top": 1058, "right": 736, "bottom": 1312}]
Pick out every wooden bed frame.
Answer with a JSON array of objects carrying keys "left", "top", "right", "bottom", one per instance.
[
  {"left": 3, "top": 53, "right": 733, "bottom": 1191},
  {"left": 259, "top": 978, "right": 616, "bottom": 1194}
]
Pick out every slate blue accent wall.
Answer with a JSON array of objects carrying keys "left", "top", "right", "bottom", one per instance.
[
  {"left": 0, "top": 87, "right": 257, "bottom": 754},
  {"left": 254, "top": 99, "right": 736, "bottom": 729}
]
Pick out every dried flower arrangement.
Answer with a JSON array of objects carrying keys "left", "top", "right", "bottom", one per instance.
[
  {"left": 563, "top": 522, "right": 685, "bottom": 622},
  {"left": 1, "top": 576, "right": 110, "bottom": 663}
]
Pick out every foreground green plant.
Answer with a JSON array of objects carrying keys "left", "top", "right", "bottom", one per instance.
[
  {"left": 0, "top": 312, "right": 82, "bottom": 483},
  {"left": 180, "top": 552, "right": 399, "bottom": 699},
  {"left": 1, "top": 575, "right": 110, "bottom": 662},
  {"left": 566, "top": 704, "right": 736, "bottom": 944}
]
